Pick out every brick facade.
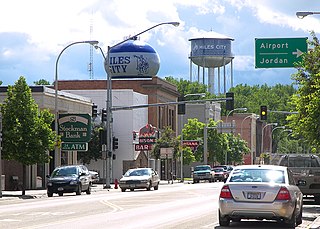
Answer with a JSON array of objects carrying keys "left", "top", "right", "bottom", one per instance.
[{"left": 57, "top": 76, "right": 180, "bottom": 132}]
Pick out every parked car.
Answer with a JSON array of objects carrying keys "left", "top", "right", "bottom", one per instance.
[
  {"left": 278, "top": 154, "right": 320, "bottom": 203},
  {"left": 218, "top": 164, "right": 304, "bottom": 228},
  {"left": 89, "top": 171, "right": 100, "bottom": 183},
  {"left": 212, "top": 167, "right": 228, "bottom": 182},
  {"left": 46, "top": 165, "right": 92, "bottom": 197},
  {"left": 192, "top": 165, "right": 215, "bottom": 183},
  {"left": 119, "top": 168, "right": 160, "bottom": 192}
]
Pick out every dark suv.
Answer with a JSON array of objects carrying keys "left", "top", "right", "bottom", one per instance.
[{"left": 46, "top": 165, "right": 92, "bottom": 197}]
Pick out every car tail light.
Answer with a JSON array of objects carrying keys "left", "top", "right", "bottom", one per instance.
[
  {"left": 276, "top": 187, "right": 291, "bottom": 200},
  {"left": 220, "top": 185, "right": 233, "bottom": 199}
]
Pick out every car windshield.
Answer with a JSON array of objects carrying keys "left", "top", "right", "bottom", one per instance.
[
  {"left": 125, "top": 169, "right": 150, "bottom": 177},
  {"left": 229, "top": 168, "right": 285, "bottom": 184},
  {"left": 51, "top": 167, "right": 78, "bottom": 177},
  {"left": 194, "top": 166, "right": 210, "bottom": 171},
  {"left": 213, "top": 168, "right": 224, "bottom": 172},
  {"left": 279, "top": 156, "right": 320, "bottom": 167}
]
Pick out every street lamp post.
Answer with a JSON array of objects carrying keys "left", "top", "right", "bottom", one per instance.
[
  {"left": 181, "top": 93, "right": 205, "bottom": 181},
  {"left": 54, "top": 40, "right": 99, "bottom": 167},
  {"left": 261, "top": 123, "right": 277, "bottom": 156},
  {"left": 269, "top": 126, "right": 285, "bottom": 154},
  {"left": 226, "top": 108, "right": 247, "bottom": 124},
  {"left": 296, "top": 11, "right": 320, "bottom": 19},
  {"left": 98, "top": 22, "right": 179, "bottom": 188},
  {"left": 224, "top": 107, "right": 247, "bottom": 165}
]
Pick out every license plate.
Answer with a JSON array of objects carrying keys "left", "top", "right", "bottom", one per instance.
[
  {"left": 247, "top": 192, "right": 261, "bottom": 199},
  {"left": 58, "top": 187, "right": 64, "bottom": 191}
]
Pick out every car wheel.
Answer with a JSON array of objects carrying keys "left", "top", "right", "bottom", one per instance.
[
  {"left": 219, "top": 211, "right": 230, "bottom": 226},
  {"left": 86, "top": 184, "right": 91, "bottom": 195},
  {"left": 130, "top": 188, "right": 134, "bottom": 191},
  {"left": 296, "top": 206, "right": 303, "bottom": 226},
  {"left": 154, "top": 183, "right": 159, "bottom": 190},
  {"left": 284, "top": 210, "right": 296, "bottom": 228},
  {"left": 47, "top": 192, "right": 53, "bottom": 197},
  {"left": 58, "top": 192, "right": 63, "bottom": 196},
  {"left": 121, "top": 188, "right": 126, "bottom": 192},
  {"left": 232, "top": 218, "right": 241, "bottom": 222},
  {"left": 315, "top": 196, "right": 320, "bottom": 204},
  {"left": 76, "top": 184, "right": 82, "bottom": 195},
  {"left": 146, "top": 181, "right": 152, "bottom": 191}
]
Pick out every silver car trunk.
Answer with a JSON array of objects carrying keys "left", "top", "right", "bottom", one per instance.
[{"left": 228, "top": 183, "right": 282, "bottom": 202}]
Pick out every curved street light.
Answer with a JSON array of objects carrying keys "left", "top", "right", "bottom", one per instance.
[
  {"left": 226, "top": 107, "right": 247, "bottom": 123},
  {"left": 96, "top": 21, "right": 180, "bottom": 188},
  {"left": 269, "top": 126, "right": 286, "bottom": 154},
  {"left": 180, "top": 93, "right": 205, "bottom": 182},
  {"left": 54, "top": 40, "right": 99, "bottom": 167},
  {"left": 261, "top": 123, "right": 277, "bottom": 156},
  {"left": 296, "top": 11, "right": 320, "bottom": 19}
]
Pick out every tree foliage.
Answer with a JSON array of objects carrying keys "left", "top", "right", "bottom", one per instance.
[
  {"left": 0, "top": 76, "right": 55, "bottom": 164},
  {"left": 78, "top": 124, "right": 103, "bottom": 164},
  {"left": 152, "top": 126, "right": 180, "bottom": 159},
  {"left": 288, "top": 32, "right": 320, "bottom": 150},
  {"left": 33, "top": 79, "right": 51, "bottom": 85}
]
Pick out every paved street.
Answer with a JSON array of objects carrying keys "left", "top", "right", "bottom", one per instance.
[{"left": 0, "top": 181, "right": 319, "bottom": 228}]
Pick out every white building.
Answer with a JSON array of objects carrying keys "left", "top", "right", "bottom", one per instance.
[{"left": 62, "top": 89, "right": 149, "bottom": 181}]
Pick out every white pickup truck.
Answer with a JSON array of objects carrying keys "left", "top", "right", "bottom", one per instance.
[{"left": 278, "top": 154, "right": 320, "bottom": 203}]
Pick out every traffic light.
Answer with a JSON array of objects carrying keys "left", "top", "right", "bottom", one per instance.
[
  {"left": 260, "top": 106, "right": 268, "bottom": 120},
  {"left": 99, "top": 129, "right": 107, "bottom": 145},
  {"left": 101, "top": 109, "right": 107, "bottom": 122},
  {"left": 92, "top": 104, "right": 98, "bottom": 118},
  {"left": 178, "top": 96, "right": 185, "bottom": 115},
  {"left": 226, "top": 92, "right": 234, "bottom": 111},
  {"left": 112, "top": 137, "right": 119, "bottom": 150}
]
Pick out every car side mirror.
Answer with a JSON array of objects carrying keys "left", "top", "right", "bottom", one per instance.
[{"left": 297, "top": 180, "right": 306, "bottom": 186}]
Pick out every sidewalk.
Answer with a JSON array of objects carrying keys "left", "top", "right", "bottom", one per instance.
[{"left": 0, "top": 180, "right": 183, "bottom": 200}]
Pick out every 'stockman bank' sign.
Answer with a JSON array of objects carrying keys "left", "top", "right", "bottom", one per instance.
[{"left": 58, "top": 114, "right": 91, "bottom": 143}]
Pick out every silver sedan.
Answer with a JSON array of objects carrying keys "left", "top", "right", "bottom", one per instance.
[
  {"left": 119, "top": 168, "right": 160, "bottom": 192},
  {"left": 218, "top": 164, "right": 304, "bottom": 228}
]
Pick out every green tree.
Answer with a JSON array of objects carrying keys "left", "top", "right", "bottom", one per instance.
[
  {"left": 225, "top": 133, "right": 250, "bottom": 164},
  {"left": 33, "top": 79, "right": 51, "bottom": 85},
  {"left": 78, "top": 124, "right": 103, "bottom": 164},
  {"left": 182, "top": 118, "right": 205, "bottom": 162},
  {"left": 152, "top": 126, "right": 180, "bottom": 159},
  {"left": 165, "top": 76, "right": 209, "bottom": 98},
  {"left": 0, "top": 76, "right": 55, "bottom": 194},
  {"left": 288, "top": 32, "right": 320, "bottom": 149}
]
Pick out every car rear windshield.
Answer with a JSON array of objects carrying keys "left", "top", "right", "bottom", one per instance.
[
  {"left": 52, "top": 167, "right": 78, "bottom": 177},
  {"left": 279, "top": 156, "right": 320, "bottom": 167},
  {"left": 229, "top": 168, "right": 285, "bottom": 184},
  {"left": 194, "top": 166, "right": 210, "bottom": 171}
]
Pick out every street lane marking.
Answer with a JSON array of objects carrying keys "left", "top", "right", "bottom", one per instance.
[
  {"left": 0, "top": 219, "right": 21, "bottom": 222},
  {"left": 100, "top": 200, "right": 123, "bottom": 212}
]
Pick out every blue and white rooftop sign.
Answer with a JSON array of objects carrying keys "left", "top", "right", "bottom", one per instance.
[{"left": 108, "top": 40, "right": 160, "bottom": 79}]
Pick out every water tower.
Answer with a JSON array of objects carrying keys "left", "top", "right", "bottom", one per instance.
[{"left": 189, "top": 32, "right": 234, "bottom": 95}]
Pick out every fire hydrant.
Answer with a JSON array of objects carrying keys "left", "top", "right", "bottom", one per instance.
[{"left": 114, "top": 179, "right": 119, "bottom": 189}]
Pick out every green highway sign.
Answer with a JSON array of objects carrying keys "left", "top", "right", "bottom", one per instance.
[
  {"left": 61, "top": 142, "right": 88, "bottom": 151},
  {"left": 58, "top": 114, "right": 91, "bottom": 142},
  {"left": 255, "top": 37, "right": 307, "bottom": 68}
]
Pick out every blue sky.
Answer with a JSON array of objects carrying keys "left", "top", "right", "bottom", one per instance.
[{"left": 1, "top": 0, "right": 319, "bottom": 92}]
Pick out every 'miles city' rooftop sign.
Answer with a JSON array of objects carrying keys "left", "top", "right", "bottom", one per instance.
[{"left": 255, "top": 37, "right": 307, "bottom": 68}]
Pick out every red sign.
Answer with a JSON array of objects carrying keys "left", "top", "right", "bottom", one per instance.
[
  {"left": 135, "top": 144, "right": 152, "bottom": 151},
  {"left": 138, "top": 124, "right": 158, "bottom": 145},
  {"left": 139, "top": 137, "right": 156, "bottom": 144},
  {"left": 183, "top": 140, "right": 200, "bottom": 151}
]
